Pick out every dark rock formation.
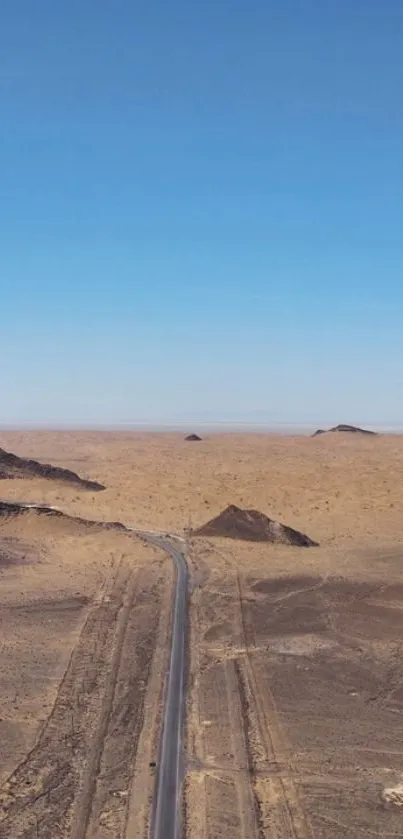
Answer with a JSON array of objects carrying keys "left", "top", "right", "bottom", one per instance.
[
  {"left": 193, "top": 505, "right": 318, "bottom": 546},
  {"left": 312, "top": 424, "right": 377, "bottom": 437},
  {"left": 0, "top": 447, "right": 105, "bottom": 491},
  {"left": 0, "top": 501, "right": 121, "bottom": 529},
  {"left": 185, "top": 434, "right": 202, "bottom": 441}
]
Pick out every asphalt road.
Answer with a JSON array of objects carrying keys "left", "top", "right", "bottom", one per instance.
[
  {"left": 141, "top": 533, "right": 188, "bottom": 839},
  {"left": 0, "top": 501, "right": 189, "bottom": 839}
]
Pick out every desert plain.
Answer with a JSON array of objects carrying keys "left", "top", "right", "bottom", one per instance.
[{"left": 1, "top": 430, "right": 403, "bottom": 838}]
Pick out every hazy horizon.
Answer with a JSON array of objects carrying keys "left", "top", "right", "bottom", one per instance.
[{"left": 1, "top": 419, "right": 403, "bottom": 435}]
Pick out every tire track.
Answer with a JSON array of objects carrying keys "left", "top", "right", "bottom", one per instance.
[
  {"left": 0, "top": 558, "right": 131, "bottom": 839},
  {"left": 0, "top": 555, "right": 165, "bottom": 839},
  {"left": 225, "top": 658, "right": 260, "bottom": 839},
  {"left": 70, "top": 567, "right": 150, "bottom": 839},
  {"left": 194, "top": 574, "right": 258, "bottom": 839},
  {"left": 199, "top": 658, "right": 246, "bottom": 838},
  {"left": 236, "top": 574, "right": 314, "bottom": 839}
]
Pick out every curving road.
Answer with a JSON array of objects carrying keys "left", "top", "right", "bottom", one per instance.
[{"left": 140, "top": 533, "right": 188, "bottom": 839}]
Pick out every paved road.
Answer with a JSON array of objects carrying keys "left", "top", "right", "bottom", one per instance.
[
  {"left": 140, "top": 533, "right": 188, "bottom": 839},
  {"left": 0, "top": 501, "right": 189, "bottom": 839}
]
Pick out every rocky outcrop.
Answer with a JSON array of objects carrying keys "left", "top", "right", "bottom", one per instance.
[
  {"left": 312, "top": 424, "right": 377, "bottom": 437},
  {"left": 0, "top": 447, "right": 105, "bottom": 491},
  {"left": 193, "top": 505, "right": 318, "bottom": 546}
]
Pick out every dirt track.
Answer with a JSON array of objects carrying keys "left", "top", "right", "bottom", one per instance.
[
  {"left": 187, "top": 572, "right": 313, "bottom": 839},
  {"left": 0, "top": 553, "right": 173, "bottom": 839}
]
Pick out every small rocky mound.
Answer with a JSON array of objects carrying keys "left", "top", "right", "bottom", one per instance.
[
  {"left": 0, "top": 447, "right": 105, "bottom": 491},
  {"left": 185, "top": 434, "right": 202, "bottom": 442},
  {"left": 312, "top": 424, "right": 377, "bottom": 437},
  {"left": 193, "top": 505, "right": 318, "bottom": 546}
]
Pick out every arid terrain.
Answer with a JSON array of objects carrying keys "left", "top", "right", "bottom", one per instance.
[
  {"left": 0, "top": 505, "right": 174, "bottom": 839},
  {"left": 1, "top": 430, "right": 403, "bottom": 838}
]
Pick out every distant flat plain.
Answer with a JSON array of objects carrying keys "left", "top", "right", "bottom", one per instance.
[{"left": 1, "top": 430, "right": 403, "bottom": 838}]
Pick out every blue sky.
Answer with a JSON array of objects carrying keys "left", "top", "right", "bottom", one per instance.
[{"left": 1, "top": 1, "right": 402, "bottom": 427}]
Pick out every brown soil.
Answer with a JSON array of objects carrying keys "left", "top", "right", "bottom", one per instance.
[
  {"left": 0, "top": 446, "right": 105, "bottom": 491},
  {"left": 193, "top": 505, "right": 318, "bottom": 546},
  {"left": 0, "top": 508, "right": 173, "bottom": 839},
  {"left": 186, "top": 534, "right": 403, "bottom": 839},
  {"left": 1, "top": 430, "right": 403, "bottom": 838}
]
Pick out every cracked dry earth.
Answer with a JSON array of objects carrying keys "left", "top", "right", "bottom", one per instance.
[
  {"left": 185, "top": 539, "right": 403, "bottom": 839},
  {"left": 0, "top": 511, "right": 173, "bottom": 839}
]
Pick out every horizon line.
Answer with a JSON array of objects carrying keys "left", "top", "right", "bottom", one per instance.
[{"left": 1, "top": 421, "right": 403, "bottom": 434}]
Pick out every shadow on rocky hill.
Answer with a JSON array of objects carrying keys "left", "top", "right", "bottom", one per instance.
[
  {"left": 192, "top": 504, "right": 318, "bottom": 546},
  {"left": 0, "top": 447, "right": 105, "bottom": 491}
]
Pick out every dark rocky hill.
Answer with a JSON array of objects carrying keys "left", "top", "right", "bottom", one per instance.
[
  {"left": 0, "top": 447, "right": 105, "bottom": 491},
  {"left": 193, "top": 504, "right": 318, "bottom": 546},
  {"left": 312, "top": 424, "right": 377, "bottom": 437}
]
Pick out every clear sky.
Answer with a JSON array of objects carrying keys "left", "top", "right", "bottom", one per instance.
[{"left": 1, "top": 1, "right": 402, "bottom": 428}]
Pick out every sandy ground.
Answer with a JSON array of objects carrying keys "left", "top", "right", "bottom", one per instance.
[
  {"left": 0, "top": 430, "right": 403, "bottom": 546},
  {"left": 0, "top": 508, "right": 173, "bottom": 839},
  {"left": 1, "top": 430, "right": 403, "bottom": 838}
]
